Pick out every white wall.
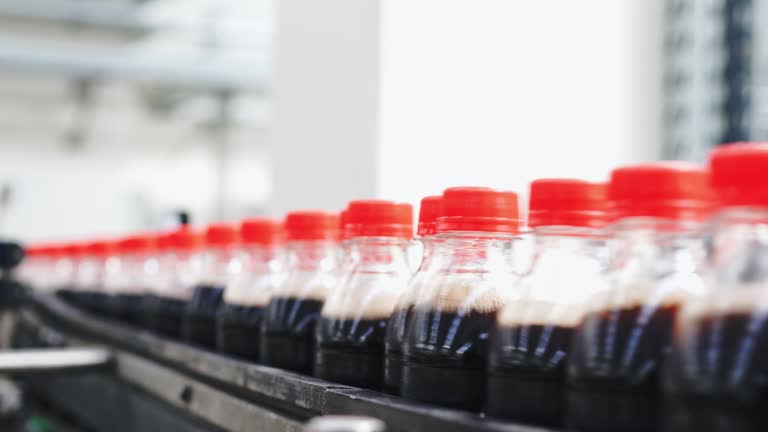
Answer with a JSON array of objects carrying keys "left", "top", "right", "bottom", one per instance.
[
  {"left": 376, "top": 0, "right": 664, "bottom": 209},
  {"left": 0, "top": 135, "right": 270, "bottom": 243}
]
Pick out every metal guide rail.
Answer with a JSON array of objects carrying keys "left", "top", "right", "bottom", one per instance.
[{"left": 14, "top": 292, "right": 556, "bottom": 432}]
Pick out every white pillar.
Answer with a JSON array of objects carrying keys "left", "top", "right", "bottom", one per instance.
[{"left": 269, "top": 0, "right": 381, "bottom": 214}]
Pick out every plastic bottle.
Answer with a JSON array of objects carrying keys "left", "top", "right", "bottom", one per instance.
[
  {"left": 52, "top": 244, "right": 78, "bottom": 305},
  {"left": 400, "top": 187, "right": 520, "bottom": 411},
  {"left": 106, "top": 234, "right": 160, "bottom": 325},
  {"left": 145, "top": 228, "right": 204, "bottom": 338},
  {"left": 261, "top": 211, "right": 339, "bottom": 374},
  {"left": 315, "top": 200, "right": 413, "bottom": 389},
  {"left": 140, "top": 231, "right": 176, "bottom": 329},
  {"left": 485, "top": 179, "right": 608, "bottom": 425},
  {"left": 335, "top": 209, "right": 355, "bottom": 284},
  {"left": 182, "top": 223, "right": 241, "bottom": 349},
  {"left": 566, "top": 163, "right": 710, "bottom": 432},
  {"left": 19, "top": 245, "right": 52, "bottom": 294},
  {"left": 72, "top": 243, "right": 96, "bottom": 309},
  {"left": 216, "top": 218, "right": 283, "bottom": 361},
  {"left": 77, "top": 241, "right": 114, "bottom": 315},
  {"left": 663, "top": 143, "right": 768, "bottom": 432},
  {"left": 383, "top": 195, "right": 442, "bottom": 395}
]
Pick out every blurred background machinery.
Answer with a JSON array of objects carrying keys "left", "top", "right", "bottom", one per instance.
[
  {"left": 0, "top": 0, "right": 273, "bottom": 237},
  {"left": 663, "top": 0, "right": 767, "bottom": 160}
]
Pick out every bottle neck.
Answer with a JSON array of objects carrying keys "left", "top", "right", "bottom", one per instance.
[
  {"left": 347, "top": 236, "right": 411, "bottom": 274},
  {"left": 611, "top": 216, "right": 703, "bottom": 234},
  {"left": 532, "top": 226, "right": 605, "bottom": 249},
  {"left": 607, "top": 217, "right": 705, "bottom": 274},
  {"left": 431, "top": 231, "right": 517, "bottom": 272},
  {"left": 416, "top": 236, "right": 439, "bottom": 272},
  {"left": 711, "top": 207, "right": 768, "bottom": 227},
  {"left": 286, "top": 240, "right": 338, "bottom": 272},
  {"left": 53, "top": 257, "right": 76, "bottom": 287},
  {"left": 242, "top": 244, "right": 283, "bottom": 272},
  {"left": 529, "top": 227, "right": 605, "bottom": 265},
  {"left": 201, "top": 246, "right": 244, "bottom": 285},
  {"left": 75, "top": 255, "right": 107, "bottom": 287},
  {"left": 243, "top": 244, "right": 281, "bottom": 261}
]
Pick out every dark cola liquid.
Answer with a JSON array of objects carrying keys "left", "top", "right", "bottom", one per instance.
[
  {"left": 567, "top": 304, "right": 678, "bottom": 432},
  {"left": 55, "top": 288, "right": 77, "bottom": 306},
  {"left": 106, "top": 293, "right": 145, "bottom": 325},
  {"left": 384, "top": 305, "right": 414, "bottom": 395},
  {"left": 261, "top": 296, "right": 324, "bottom": 374},
  {"left": 401, "top": 308, "right": 497, "bottom": 411},
  {"left": 486, "top": 324, "right": 574, "bottom": 426},
  {"left": 315, "top": 316, "right": 389, "bottom": 390},
  {"left": 216, "top": 303, "right": 264, "bottom": 361},
  {"left": 80, "top": 290, "right": 107, "bottom": 314},
  {"left": 82, "top": 291, "right": 109, "bottom": 316},
  {"left": 182, "top": 284, "right": 225, "bottom": 348},
  {"left": 663, "top": 312, "right": 768, "bottom": 432},
  {"left": 69, "top": 291, "right": 89, "bottom": 310},
  {"left": 64, "top": 289, "right": 92, "bottom": 311},
  {"left": 144, "top": 295, "right": 187, "bottom": 339}
]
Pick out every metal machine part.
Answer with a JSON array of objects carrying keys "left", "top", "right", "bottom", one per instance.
[
  {"left": 306, "top": 415, "right": 386, "bottom": 432},
  {"left": 0, "top": 347, "right": 111, "bottom": 375}
]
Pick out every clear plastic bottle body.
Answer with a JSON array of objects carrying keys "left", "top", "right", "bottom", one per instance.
[
  {"left": 567, "top": 218, "right": 706, "bottom": 432},
  {"left": 485, "top": 227, "right": 606, "bottom": 424},
  {"left": 182, "top": 246, "right": 243, "bottom": 348},
  {"left": 663, "top": 208, "right": 768, "bottom": 431},
  {"left": 40, "top": 255, "right": 56, "bottom": 294},
  {"left": 52, "top": 250, "right": 77, "bottom": 304},
  {"left": 261, "top": 240, "right": 337, "bottom": 373},
  {"left": 335, "top": 239, "right": 357, "bottom": 289},
  {"left": 216, "top": 245, "right": 284, "bottom": 360},
  {"left": 315, "top": 237, "right": 412, "bottom": 389},
  {"left": 145, "top": 249, "right": 204, "bottom": 338},
  {"left": 400, "top": 232, "right": 519, "bottom": 411},
  {"left": 74, "top": 252, "right": 107, "bottom": 314},
  {"left": 17, "top": 250, "right": 45, "bottom": 292},
  {"left": 383, "top": 237, "right": 439, "bottom": 395},
  {"left": 106, "top": 251, "right": 160, "bottom": 325}
]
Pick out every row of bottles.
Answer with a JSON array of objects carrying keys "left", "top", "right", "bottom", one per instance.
[{"left": 18, "top": 142, "right": 768, "bottom": 431}]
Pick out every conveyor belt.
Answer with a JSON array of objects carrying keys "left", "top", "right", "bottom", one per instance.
[{"left": 14, "top": 292, "right": 556, "bottom": 432}]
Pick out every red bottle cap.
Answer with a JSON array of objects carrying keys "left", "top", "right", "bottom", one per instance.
[
  {"left": 156, "top": 232, "right": 174, "bottom": 252},
  {"left": 344, "top": 200, "right": 414, "bottom": 239},
  {"left": 169, "top": 228, "right": 203, "bottom": 252},
  {"left": 117, "top": 234, "right": 158, "bottom": 254},
  {"left": 609, "top": 162, "right": 711, "bottom": 221},
  {"left": 284, "top": 211, "right": 340, "bottom": 241},
  {"left": 67, "top": 243, "right": 88, "bottom": 258},
  {"left": 417, "top": 196, "right": 442, "bottom": 237},
  {"left": 240, "top": 218, "right": 283, "bottom": 246},
  {"left": 436, "top": 187, "right": 520, "bottom": 234},
  {"left": 50, "top": 245, "right": 69, "bottom": 259},
  {"left": 709, "top": 142, "right": 768, "bottom": 208},
  {"left": 528, "top": 179, "right": 609, "bottom": 228},
  {"left": 44, "top": 245, "right": 62, "bottom": 259},
  {"left": 86, "top": 240, "right": 116, "bottom": 258},
  {"left": 24, "top": 245, "right": 46, "bottom": 257},
  {"left": 205, "top": 223, "right": 240, "bottom": 247}
]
